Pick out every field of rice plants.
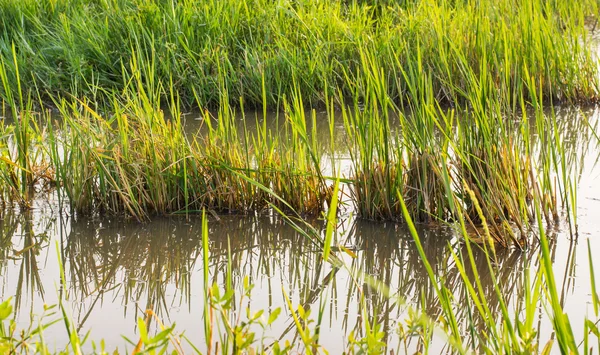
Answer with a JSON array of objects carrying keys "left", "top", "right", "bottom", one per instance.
[{"left": 1, "top": 0, "right": 600, "bottom": 353}]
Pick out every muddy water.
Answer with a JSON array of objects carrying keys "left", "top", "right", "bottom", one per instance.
[{"left": 1, "top": 107, "right": 600, "bottom": 353}]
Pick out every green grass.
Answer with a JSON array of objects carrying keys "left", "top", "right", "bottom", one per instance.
[
  {"left": 0, "top": 67, "right": 591, "bottom": 246},
  {"left": 0, "top": 0, "right": 595, "bottom": 241},
  {"left": 0, "top": 0, "right": 599, "bottom": 351},
  {"left": 0, "top": 0, "right": 597, "bottom": 108}
]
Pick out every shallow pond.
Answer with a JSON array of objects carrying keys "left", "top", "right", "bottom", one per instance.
[{"left": 1, "top": 106, "right": 600, "bottom": 353}]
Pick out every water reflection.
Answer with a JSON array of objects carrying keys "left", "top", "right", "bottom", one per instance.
[
  {"left": 337, "top": 221, "right": 546, "bottom": 351},
  {"left": 1, "top": 209, "right": 53, "bottom": 313},
  {"left": 0, "top": 208, "right": 551, "bottom": 351},
  {"left": 0, "top": 106, "right": 597, "bottom": 350}
]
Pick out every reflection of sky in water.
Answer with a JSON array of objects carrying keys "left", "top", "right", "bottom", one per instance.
[{"left": 0, "top": 107, "right": 599, "bottom": 353}]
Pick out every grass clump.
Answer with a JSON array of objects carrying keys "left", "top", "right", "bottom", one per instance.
[
  {"left": 41, "top": 65, "right": 331, "bottom": 220},
  {"left": 341, "top": 41, "right": 590, "bottom": 246}
]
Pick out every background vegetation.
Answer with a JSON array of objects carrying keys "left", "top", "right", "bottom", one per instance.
[{"left": 0, "top": 0, "right": 597, "bottom": 109}]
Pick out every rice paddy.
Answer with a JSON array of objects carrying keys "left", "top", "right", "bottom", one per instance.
[{"left": 1, "top": 0, "right": 600, "bottom": 353}]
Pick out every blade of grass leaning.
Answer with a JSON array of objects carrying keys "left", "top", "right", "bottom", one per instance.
[{"left": 323, "top": 179, "right": 340, "bottom": 263}]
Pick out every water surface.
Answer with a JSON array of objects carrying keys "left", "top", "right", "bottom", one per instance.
[{"left": 1, "top": 106, "right": 600, "bottom": 353}]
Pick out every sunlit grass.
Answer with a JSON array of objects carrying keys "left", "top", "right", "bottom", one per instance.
[
  {"left": 0, "top": 0, "right": 599, "bottom": 351},
  {"left": 0, "top": 0, "right": 597, "bottom": 108}
]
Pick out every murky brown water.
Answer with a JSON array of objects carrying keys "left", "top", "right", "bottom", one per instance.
[{"left": 1, "top": 106, "right": 600, "bottom": 353}]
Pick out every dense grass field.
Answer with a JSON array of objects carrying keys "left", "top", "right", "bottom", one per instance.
[
  {"left": 0, "top": 0, "right": 598, "bottom": 108},
  {"left": 1, "top": 0, "right": 600, "bottom": 353}
]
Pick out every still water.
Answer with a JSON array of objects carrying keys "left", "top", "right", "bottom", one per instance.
[{"left": 1, "top": 106, "right": 599, "bottom": 353}]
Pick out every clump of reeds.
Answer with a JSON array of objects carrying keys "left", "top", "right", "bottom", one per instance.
[
  {"left": 197, "top": 92, "right": 330, "bottom": 216},
  {"left": 346, "top": 102, "right": 564, "bottom": 247},
  {"left": 41, "top": 62, "right": 332, "bottom": 220},
  {"left": 342, "top": 44, "right": 584, "bottom": 246},
  {"left": 0, "top": 48, "right": 53, "bottom": 208}
]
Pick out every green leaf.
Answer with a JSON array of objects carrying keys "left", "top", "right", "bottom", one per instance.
[
  {"left": 323, "top": 179, "right": 340, "bottom": 262},
  {"left": 297, "top": 304, "right": 305, "bottom": 319},
  {"left": 211, "top": 282, "right": 220, "bottom": 300},
  {"left": 586, "top": 319, "right": 600, "bottom": 337},
  {"left": 0, "top": 298, "right": 13, "bottom": 321},
  {"left": 251, "top": 310, "right": 264, "bottom": 321},
  {"left": 137, "top": 317, "right": 148, "bottom": 343},
  {"left": 588, "top": 240, "right": 599, "bottom": 316},
  {"left": 122, "top": 335, "right": 137, "bottom": 346},
  {"left": 223, "top": 289, "right": 234, "bottom": 302},
  {"left": 150, "top": 325, "right": 175, "bottom": 345},
  {"left": 268, "top": 308, "right": 281, "bottom": 325}
]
